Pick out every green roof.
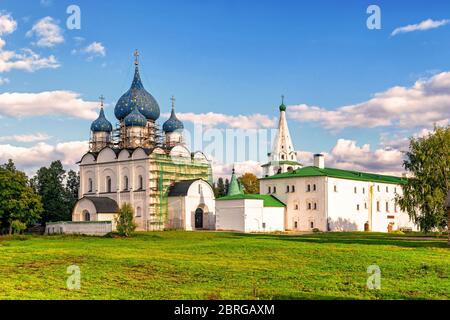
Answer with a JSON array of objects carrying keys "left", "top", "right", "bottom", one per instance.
[
  {"left": 217, "top": 194, "right": 286, "bottom": 207},
  {"left": 260, "top": 166, "right": 407, "bottom": 185},
  {"left": 227, "top": 169, "right": 242, "bottom": 196}
]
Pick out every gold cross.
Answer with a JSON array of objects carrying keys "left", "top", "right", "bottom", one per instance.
[
  {"left": 99, "top": 94, "right": 105, "bottom": 106},
  {"left": 134, "top": 49, "right": 139, "bottom": 66},
  {"left": 171, "top": 95, "right": 175, "bottom": 110}
]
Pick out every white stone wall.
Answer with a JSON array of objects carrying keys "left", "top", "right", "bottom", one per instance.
[
  {"left": 46, "top": 222, "right": 112, "bottom": 236},
  {"left": 167, "top": 179, "right": 216, "bottom": 230},
  {"left": 260, "top": 175, "right": 417, "bottom": 232},
  {"left": 79, "top": 147, "right": 150, "bottom": 231},
  {"left": 216, "top": 199, "right": 284, "bottom": 233}
]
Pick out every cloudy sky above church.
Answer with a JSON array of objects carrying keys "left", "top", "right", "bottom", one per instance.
[{"left": 0, "top": 0, "right": 449, "bottom": 177}]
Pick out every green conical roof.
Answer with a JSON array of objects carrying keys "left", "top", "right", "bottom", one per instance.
[{"left": 227, "top": 167, "right": 243, "bottom": 196}]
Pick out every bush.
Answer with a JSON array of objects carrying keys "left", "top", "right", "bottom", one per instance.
[
  {"left": 11, "top": 220, "right": 27, "bottom": 234},
  {"left": 115, "top": 203, "right": 137, "bottom": 237}
]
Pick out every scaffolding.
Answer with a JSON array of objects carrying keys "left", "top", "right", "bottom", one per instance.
[{"left": 147, "top": 153, "right": 213, "bottom": 231}]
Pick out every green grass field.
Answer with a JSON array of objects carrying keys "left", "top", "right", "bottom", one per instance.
[{"left": 0, "top": 231, "right": 449, "bottom": 300}]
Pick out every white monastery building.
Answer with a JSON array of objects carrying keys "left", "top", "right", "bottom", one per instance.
[{"left": 48, "top": 52, "right": 417, "bottom": 235}]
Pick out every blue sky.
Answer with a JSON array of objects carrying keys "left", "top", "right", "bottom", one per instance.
[{"left": 0, "top": 0, "right": 449, "bottom": 176}]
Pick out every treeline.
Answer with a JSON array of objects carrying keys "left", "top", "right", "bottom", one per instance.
[{"left": 0, "top": 159, "right": 79, "bottom": 234}]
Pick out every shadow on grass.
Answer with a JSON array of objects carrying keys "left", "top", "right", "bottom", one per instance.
[{"left": 234, "top": 232, "right": 449, "bottom": 249}]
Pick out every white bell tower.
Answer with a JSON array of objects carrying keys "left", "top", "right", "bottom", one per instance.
[{"left": 262, "top": 96, "right": 302, "bottom": 177}]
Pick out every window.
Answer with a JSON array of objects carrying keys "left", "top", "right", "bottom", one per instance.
[
  {"left": 308, "top": 202, "right": 312, "bottom": 210},
  {"left": 363, "top": 187, "right": 365, "bottom": 194},
  {"left": 334, "top": 185, "right": 337, "bottom": 192},
  {"left": 292, "top": 185, "right": 295, "bottom": 192},
  {"left": 294, "top": 221, "right": 298, "bottom": 229},
  {"left": 357, "top": 204, "right": 360, "bottom": 211},
  {"left": 268, "top": 186, "right": 271, "bottom": 194},
  {"left": 313, "top": 202, "right": 317, "bottom": 210},
  {"left": 377, "top": 185, "right": 380, "bottom": 192},
  {"left": 386, "top": 186, "right": 389, "bottom": 193},
  {"left": 307, "top": 184, "right": 311, "bottom": 192},
  {"left": 313, "top": 184, "right": 316, "bottom": 191},
  {"left": 138, "top": 175, "right": 143, "bottom": 190},
  {"left": 354, "top": 187, "right": 357, "bottom": 194},
  {"left": 394, "top": 202, "right": 398, "bottom": 213},
  {"left": 281, "top": 155, "right": 285, "bottom": 160},
  {"left": 273, "top": 186, "right": 277, "bottom": 194},
  {"left": 310, "top": 222, "right": 314, "bottom": 229},
  {"left": 394, "top": 187, "right": 397, "bottom": 193},
  {"left": 198, "top": 184, "right": 203, "bottom": 194},
  {"left": 376, "top": 201, "right": 380, "bottom": 212},
  {"left": 88, "top": 178, "right": 93, "bottom": 193},
  {"left": 84, "top": 211, "right": 90, "bottom": 221},
  {"left": 386, "top": 202, "right": 389, "bottom": 212},
  {"left": 262, "top": 222, "right": 266, "bottom": 229},
  {"left": 136, "top": 207, "right": 142, "bottom": 217},
  {"left": 124, "top": 176, "right": 129, "bottom": 191},
  {"left": 365, "top": 202, "right": 368, "bottom": 209},
  {"left": 286, "top": 185, "right": 290, "bottom": 193},
  {"left": 106, "top": 176, "right": 112, "bottom": 193},
  {"left": 295, "top": 204, "right": 299, "bottom": 210}
]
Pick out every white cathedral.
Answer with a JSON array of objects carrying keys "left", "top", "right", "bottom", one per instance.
[{"left": 47, "top": 52, "right": 417, "bottom": 235}]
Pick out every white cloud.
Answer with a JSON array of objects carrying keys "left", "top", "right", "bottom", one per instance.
[
  {"left": 0, "top": 13, "right": 17, "bottom": 35},
  {"left": 0, "top": 48, "right": 60, "bottom": 72},
  {"left": 26, "top": 16, "right": 64, "bottom": 47},
  {"left": 40, "top": 0, "right": 53, "bottom": 7},
  {"left": 0, "top": 77, "right": 9, "bottom": 85},
  {"left": 0, "top": 140, "right": 88, "bottom": 176},
  {"left": 392, "top": 18, "right": 449, "bottom": 36},
  {"left": 212, "top": 160, "right": 262, "bottom": 180},
  {"left": 83, "top": 41, "right": 106, "bottom": 57},
  {"left": 0, "top": 133, "right": 51, "bottom": 143},
  {"left": 162, "top": 112, "right": 276, "bottom": 129},
  {"left": 288, "top": 71, "right": 450, "bottom": 131},
  {"left": 0, "top": 91, "right": 99, "bottom": 119}
]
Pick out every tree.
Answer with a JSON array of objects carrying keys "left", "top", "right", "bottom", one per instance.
[
  {"left": 66, "top": 170, "right": 80, "bottom": 207},
  {"left": 397, "top": 126, "right": 450, "bottom": 233},
  {"left": 238, "top": 173, "right": 260, "bottom": 194},
  {"left": 0, "top": 160, "right": 43, "bottom": 234},
  {"left": 215, "top": 177, "right": 226, "bottom": 197},
  {"left": 224, "top": 178, "right": 230, "bottom": 196},
  {"left": 115, "top": 203, "right": 137, "bottom": 237},
  {"left": 32, "top": 161, "right": 72, "bottom": 223}
]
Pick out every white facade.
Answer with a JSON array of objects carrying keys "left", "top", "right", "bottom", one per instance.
[
  {"left": 260, "top": 170, "right": 417, "bottom": 232},
  {"left": 167, "top": 179, "right": 216, "bottom": 230},
  {"left": 216, "top": 198, "right": 285, "bottom": 233}
]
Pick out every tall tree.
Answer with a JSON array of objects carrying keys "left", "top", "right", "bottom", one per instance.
[
  {"left": 224, "top": 178, "right": 230, "bottom": 196},
  {"left": 215, "top": 177, "right": 226, "bottom": 197},
  {"left": 397, "top": 126, "right": 450, "bottom": 233},
  {"left": 238, "top": 173, "right": 260, "bottom": 194},
  {"left": 32, "top": 161, "right": 72, "bottom": 223},
  {"left": 66, "top": 170, "right": 80, "bottom": 207},
  {"left": 0, "top": 160, "right": 43, "bottom": 234}
]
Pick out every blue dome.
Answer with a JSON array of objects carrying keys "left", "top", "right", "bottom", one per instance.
[
  {"left": 91, "top": 108, "right": 113, "bottom": 132},
  {"left": 163, "top": 108, "right": 184, "bottom": 133},
  {"left": 124, "top": 107, "right": 147, "bottom": 127},
  {"left": 114, "top": 66, "right": 160, "bottom": 121}
]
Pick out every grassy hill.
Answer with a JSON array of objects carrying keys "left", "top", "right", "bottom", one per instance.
[{"left": 0, "top": 231, "right": 449, "bottom": 300}]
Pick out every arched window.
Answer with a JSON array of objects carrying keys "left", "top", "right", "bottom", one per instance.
[
  {"left": 313, "top": 202, "right": 317, "bottom": 210},
  {"left": 386, "top": 202, "right": 389, "bottom": 212},
  {"left": 268, "top": 186, "right": 271, "bottom": 194},
  {"left": 273, "top": 186, "right": 277, "bottom": 193},
  {"left": 308, "top": 202, "right": 312, "bottom": 210},
  {"left": 307, "top": 184, "right": 311, "bottom": 192},
  {"left": 124, "top": 176, "right": 129, "bottom": 191},
  {"left": 88, "top": 178, "right": 93, "bottom": 193},
  {"left": 313, "top": 184, "right": 316, "bottom": 191},
  {"left": 138, "top": 175, "right": 143, "bottom": 190},
  {"left": 84, "top": 211, "right": 90, "bottom": 221},
  {"left": 286, "top": 185, "right": 290, "bottom": 193},
  {"left": 291, "top": 185, "right": 295, "bottom": 192},
  {"left": 106, "top": 176, "right": 112, "bottom": 193},
  {"left": 376, "top": 201, "right": 380, "bottom": 212}
]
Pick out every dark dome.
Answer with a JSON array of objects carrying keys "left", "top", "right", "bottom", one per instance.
[
  {"left": 124, "top": 107, "right": 146, "bottom": 127},
  {"left": 114, "top": 65, "right": 160, "bottom": 121},
  {"left": 163, "top": 108, "right": 184, "bottom": 133},
  {"left": 91, "top": 108, "right": 112, "bottom": 132}
]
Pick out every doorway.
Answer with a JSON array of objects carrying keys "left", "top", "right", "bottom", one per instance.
[{"left": 195, "top": 208, "right": 203, "bottom": 229}]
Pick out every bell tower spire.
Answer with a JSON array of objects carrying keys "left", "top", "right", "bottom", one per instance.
[{"left": 261, "top": 96, "right": 302, "bottom": 177}]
